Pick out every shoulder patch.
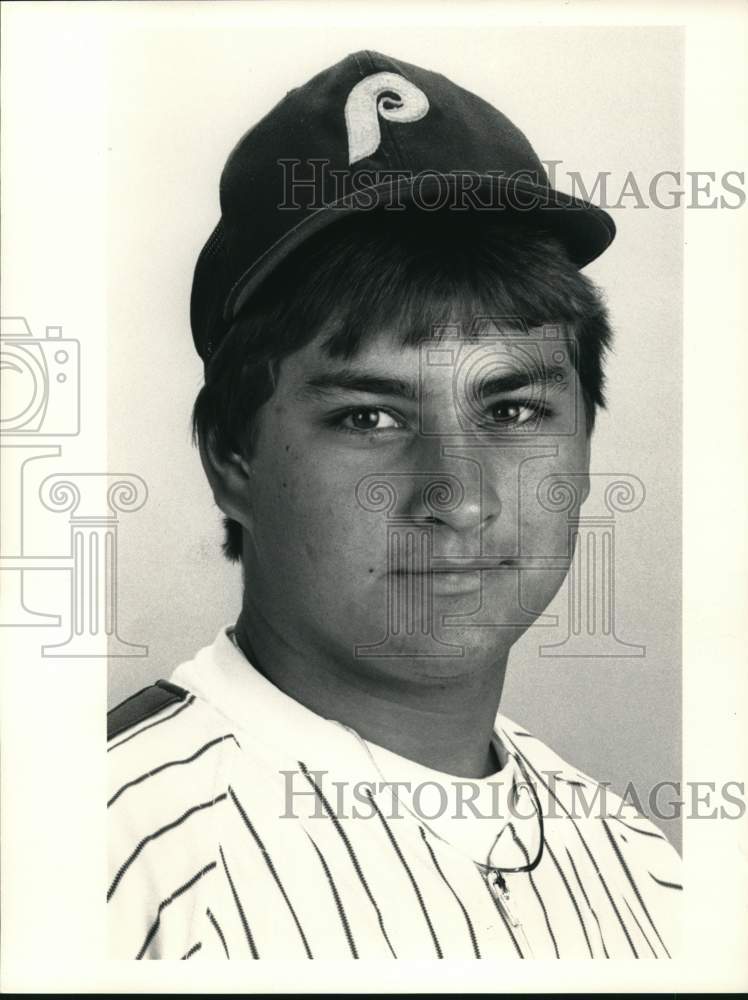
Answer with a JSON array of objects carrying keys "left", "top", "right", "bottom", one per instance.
[{"left": 107, "top": 680, "right": 189, "bottom": 741}]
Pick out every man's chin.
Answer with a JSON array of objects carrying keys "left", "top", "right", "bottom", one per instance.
[{"left": 346, "top": 619, "right": 523, "bottom": 682}]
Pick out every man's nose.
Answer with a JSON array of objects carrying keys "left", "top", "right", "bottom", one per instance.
[{"left": 403, "top": 441, "right": 502, "bottom": 536}]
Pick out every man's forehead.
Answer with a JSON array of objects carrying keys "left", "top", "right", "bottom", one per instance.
[{"left": 284, "top": 324, "right": 574, "bottom": 383}]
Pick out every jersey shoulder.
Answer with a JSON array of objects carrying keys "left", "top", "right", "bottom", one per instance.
[
  {"left": 497, "top": 712, "right": 681, "bottom": 859},
  {"left": 107, "top": 680, "right": 190, "bottom": 741},
  {"left": 107, "top": 677, "right": 240, "bottom": 958},
  {"left": 106, "top": 666, "right": 243, "bottom": 835}
]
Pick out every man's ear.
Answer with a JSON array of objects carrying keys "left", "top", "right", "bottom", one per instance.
[{"left": 198, "top": 433, "right": 254, "bottom": 529}]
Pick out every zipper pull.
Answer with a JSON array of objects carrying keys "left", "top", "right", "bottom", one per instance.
[{"left": 487, "top": 871, "right": 520, "bottom": 927}]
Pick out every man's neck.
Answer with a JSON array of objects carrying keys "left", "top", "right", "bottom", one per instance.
[{"left": 233, "top": 606, "right": 509, "bottom": 779}]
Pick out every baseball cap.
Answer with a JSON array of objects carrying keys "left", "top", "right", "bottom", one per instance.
[{"left": 191, "top": 49, "right": 616, "bottom": 364}]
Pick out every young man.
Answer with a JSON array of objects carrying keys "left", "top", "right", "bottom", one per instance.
[{"left": 108, "top": 50, "right": 681, "bottom": 959}]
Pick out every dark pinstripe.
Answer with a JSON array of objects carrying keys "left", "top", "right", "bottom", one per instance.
[
  {"left": 306, "top": 834, "right": 359, "bottom": 958},
  {"left": 229, "top": 785, "right": 313, "bottom": 959},
  {"left": 206, "top": 907, "right": 230, "bottom": 958},
  {"left": 611, "top": 815, "right": 668, "bottom": 840},
  {"left": 565, "top": 847, "right": 610, "bottom": 959},
  {"left": 419, "top": 827, "right": 481, "bottom": 959},
  {"left": 366, "top": 789, "right": 443, "bottom": 959},
  {"left": 219, "top": 844, "right": 259, "bottom": 958},
  {"left": 602, "top": 819, "right": 671, "bottom": 958},
  {"left": 299, "top": 761, "right": 397, "bottom": 958},
  {"left": 542, "top": 838, "right": 594, "bottom": 958},
  {"left": 136, "top": 862, "right": 216, "bottom": 960},
  {"left": 649, "top": 872, "right": 683, "bottom": 890},
  {"left": 108, "top": 793, "right": 227, "bottom": 902},
  {"left": 623, "top": 897, "right": 658, "bottom": 957},
  {"left": 108, "top": 734, "right": 238, "bottom": 808}
]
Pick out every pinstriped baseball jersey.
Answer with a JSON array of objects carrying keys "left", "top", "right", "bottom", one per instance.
[{"left": 107, "top": 627, "right": 682, "bottom": 960}]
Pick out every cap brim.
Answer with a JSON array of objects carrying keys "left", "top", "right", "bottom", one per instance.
[{"left": 224, "top": 173, "right": 616, "bottom": 321}]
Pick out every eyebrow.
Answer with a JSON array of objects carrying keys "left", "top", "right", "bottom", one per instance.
[
  {"left": 300, "top": 371, "right": 421, "bottom": 402},
  {"left": 298, "top": 362, "right": 570, "bottom": 402}
]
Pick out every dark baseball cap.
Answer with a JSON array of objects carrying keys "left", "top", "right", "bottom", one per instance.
[{"left": 191, "top": 49, "right": 615, "bottom": 364}]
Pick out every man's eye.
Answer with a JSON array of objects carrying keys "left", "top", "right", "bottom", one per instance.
[
  {"left": 489, "top": 401, "right": 541, "bottom": 426},
  {"left": 337, "top": 407, "right": 403, "bottom": 433}
]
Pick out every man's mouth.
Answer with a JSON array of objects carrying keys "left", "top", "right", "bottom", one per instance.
[
  {"left": 432, "top": 556, "right": 567, "bottom": 571},
  {"left": 429, "top": 557, "right": 515, "bottom": 572},
  {"left": 385, "top": 555, "right": 567, "bottom": 596},
  {"left": 389, "top": 564, "right": 484, "bottom": 596},
  {"left": 387, "top": 558, "right": 514, "bottom": 596}
]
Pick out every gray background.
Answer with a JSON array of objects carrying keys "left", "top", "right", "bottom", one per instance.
[{"left": 106, "top": 26, "right": 682, "bottom": 847}]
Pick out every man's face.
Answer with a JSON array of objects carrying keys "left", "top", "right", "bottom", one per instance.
[{"left": 231, "top": 323, "right": 591, "bottom": 682}]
